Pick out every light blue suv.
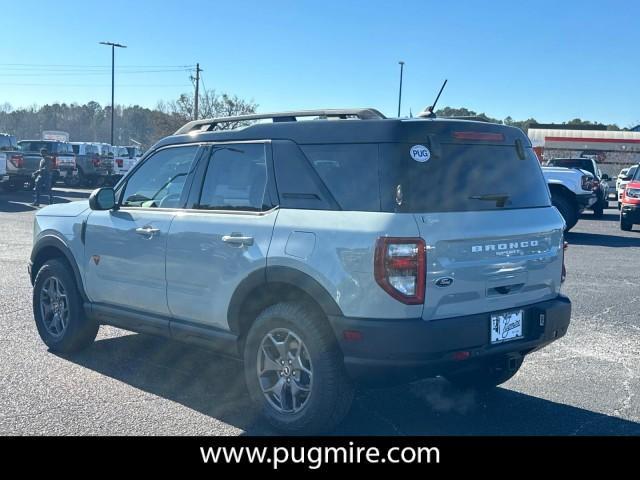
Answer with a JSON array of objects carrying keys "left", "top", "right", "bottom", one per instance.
[{"left": 29, "top": 109, "right": 571, "bottom": 433}]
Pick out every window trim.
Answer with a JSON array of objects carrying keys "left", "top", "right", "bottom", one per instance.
[
  {"left": 115, "top": 143, "right": 206, "bottom": 211},
  {"left": 187, "top": 140, "right": 279, "bottom": 213}
]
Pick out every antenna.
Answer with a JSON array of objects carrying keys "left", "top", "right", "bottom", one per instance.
[{"left": 417, "top": 79, "right": 448, "bottom": 118}]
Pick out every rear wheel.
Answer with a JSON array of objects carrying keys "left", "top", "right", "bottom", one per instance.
[
  {"left": 33, "top": 259, "right": 98, "bottom": 353},
  {"left": 620, "top": 216, "right": 633, "bottom": 231},
  {"left": 446, "top": 356, "right": 524, "bottom": 391},
  {"left": 243, "top": 302, "right": 354, "bottom": 434},
  {"left": 64, "top": 168, "right": 83, "bottom": 188},
  {"left": 1, "top": 181, "right": 19, "bottom": 192},
  {"left": 593, "top": 202, "right": 604, "bottom": 218},
  {"left": 551, "top": 193, "right": 578, "bottom": 232}
]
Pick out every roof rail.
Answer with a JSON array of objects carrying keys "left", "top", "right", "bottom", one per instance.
[{"left": 174, "top": 108, "right": 386, "bottom": 135}]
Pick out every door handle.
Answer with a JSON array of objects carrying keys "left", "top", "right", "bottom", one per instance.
[
  {"left": 222, "top": 234, "right": 254, "bottom": 246},
  {"left": 135, "top": 226, "right": 160, "bottom": 237}
]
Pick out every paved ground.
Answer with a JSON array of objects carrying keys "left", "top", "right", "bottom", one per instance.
[{"left": 0, "top": 187, "right": 638, "bottom": 435}]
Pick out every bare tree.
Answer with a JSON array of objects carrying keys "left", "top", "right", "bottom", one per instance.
[{"left": 163, "top": 89, "right": 258, "bottom": 129}]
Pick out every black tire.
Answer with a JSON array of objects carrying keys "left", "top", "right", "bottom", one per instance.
[
  {"left": 620, "top": 217, "right": 633, "bottom": 231},
  {"left": 1, "top": 181, "right": 19, "bottom": 192},
  {"left": 243, "top": 302, "right": 354, "bottom": 434},
  {"left": 551, "top": 194, "right": 578, "bottom": 232},
  {"left": 592, "top": 203, "right": 604, "bottom": 218},
  {"left": 64, "top": 169, "right": 83, "bottom": 188},
  {"left": 33, "top": 259, "right": 98, "bottom": 353},
  {"left": 446, "top": 356, "right": 524, "bottom": 391}
]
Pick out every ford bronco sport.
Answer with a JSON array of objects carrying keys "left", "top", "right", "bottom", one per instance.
[{"left": 29, "top": 109, "right": 571, "bottom": 433}]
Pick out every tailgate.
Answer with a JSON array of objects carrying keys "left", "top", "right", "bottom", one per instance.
[
  {"left": 23, "top": 154, "right": 42, "bottom": 171},
  {"left": 416, "top": 207, "right": 564, "bottom": 321},
  {"left": 56, "top": 154, "right": 76, "bottom": 168}
]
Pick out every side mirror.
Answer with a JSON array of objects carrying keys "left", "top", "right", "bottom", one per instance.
[{"left": 89, "top": 187, "right": 116, "bottom": 211}]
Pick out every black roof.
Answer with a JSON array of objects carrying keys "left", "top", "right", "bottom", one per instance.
[{"left": 153, "top": 110, "right": 531, "bottom": 150}]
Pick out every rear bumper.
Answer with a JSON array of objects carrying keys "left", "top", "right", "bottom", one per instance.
[
  {"left": 1, "top": 173, "right": 30, "bottom": 184},
  {"left": 621, "top": 203, "right": 640, "bottom": 223},
  {"left": 329, "top": 295, "right": 571, "bottom": 384}
]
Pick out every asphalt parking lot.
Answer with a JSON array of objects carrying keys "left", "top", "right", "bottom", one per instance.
[{"left": 0, "top": 187, "right": 638, "bottom": 435}]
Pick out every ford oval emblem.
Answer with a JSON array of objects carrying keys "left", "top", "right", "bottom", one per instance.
[{"left": 435, "top": 277, "right": 454, "bottom": 288}]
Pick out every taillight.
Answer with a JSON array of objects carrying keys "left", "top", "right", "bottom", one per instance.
[
  {"left": 9, "top": 154, "right": 23, "bottom": 168},
  {"left": 51, "top": 156, "right": 58, "bottom": 168},
  {"left": 116, "top": 159, "right": 123, "bottom": 168},
  {"left": 561, "top": 241, "right": 568, "bottom": 283},
  {"left": 92, "top": 156, "right": 101, "bottom": 167},
  {"left": 453, "top": 131, "right": 505, "bottom": 142},
  {"left": 374, "top": 237, "right": 426, "bottom": 304}
]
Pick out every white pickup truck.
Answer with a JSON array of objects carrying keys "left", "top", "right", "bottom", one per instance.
[{"left": 542, "top": 166, "right": 598, "bottom": 231}]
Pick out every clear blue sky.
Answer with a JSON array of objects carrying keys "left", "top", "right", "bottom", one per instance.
[{"left": 1, "top": 0, "right": 638, "bottom": 126}]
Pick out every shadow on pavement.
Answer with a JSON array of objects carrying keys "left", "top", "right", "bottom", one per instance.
[
  {"left": 0, "top": 188, "right": 90, "bottom": 212},
  {"left": 59, "top": 332, "right": 640, "bottom": 436},
  {"left": 566, "top": 231, "right": 640, "bottom": 247}
]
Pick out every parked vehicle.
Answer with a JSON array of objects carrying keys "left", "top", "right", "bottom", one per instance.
[
  {"left": 70, "top": 142, "right": 115, "bottom": 187},
  {"left": 616, "top": 164, "right": 638, "bottom": 209},
  {"left": 620, "top": 166, "right": 640, "bottom": 231},
  {"left": 545, "top": 158, "right": 610, "bottom": 217},
  {"left": 542, "top": 166, "right": 598, "bottom": 231},
  {"left": 125, "top": 145, "right": 143, "bottom": 159},
  {"left": 29, "top": 109, "right": 571, "bottom": 433},
  {"left": 17, "top": 140, "right": 76, "bottom": 186},
  {"left": 1, "top": 133, "right": 18, "bottom": 190},
  {"left": 1, "top": 137, "right": 42, "bottom": 190},
  {"left": 112, "top": 146, "right": 137, "bottom": 179}
]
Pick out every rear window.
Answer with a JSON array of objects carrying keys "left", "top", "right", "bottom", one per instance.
[
  {"left": 301, "top": 144, "right": 380, "bottom": 211},
  {"left": 18, "top": 141, "right": 72, "bottom": 154},
  {"left": 0, "top": 135, "right": 16, "bottom": 150},
  {"left": 401, "top": 143, "right": 551, "bottom": 213},
  {"left": 547, "top": 158, "right": 594, "bottom": 174}
]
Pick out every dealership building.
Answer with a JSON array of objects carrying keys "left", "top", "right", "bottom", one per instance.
[{"left": 528, "top": 124, "right": 640, "bottom": 178}]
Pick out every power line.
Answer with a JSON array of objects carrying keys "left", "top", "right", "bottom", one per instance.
[
  {"left": 0, "top": 69, "right": 193, "bottom": 77},
  {"left": 0, "top": 63, "right": 194, "bottom": 69}
]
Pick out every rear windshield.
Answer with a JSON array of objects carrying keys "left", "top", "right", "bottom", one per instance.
[
  {"left": 401, "top": 143, "right": 551, "bottom": 213},
  {"left": 0, "top": 135, "right": 16, "bottom": 151},
  {"left": 18, "top": 141, "right": 73, "bottom": 154},
  {"left": 547, "top": 158, "right": 594, "bottom": 174}
]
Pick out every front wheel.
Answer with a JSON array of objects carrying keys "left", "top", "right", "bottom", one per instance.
[
  {"left": 551, "top": 194, "right": 578, "bottom": 232},
  {"left": 243, "top": 302, "right": 354, "bottom": 434},
  {"left": 445, "top": 356, "right": 524, "bottom": 391},
  {"left": 33, "top": 259, "right": 99, "bottom": 353},
  {"left": 621, "top": 217, "right": 633, "bottom": 231}
]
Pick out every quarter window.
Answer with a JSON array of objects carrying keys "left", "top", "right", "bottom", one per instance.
[
  {"left": 198, "top": 144, "right": 269, "bottom": 211},
  {"left": 121, "top": 145, "right": 198, "bottom": 208}
]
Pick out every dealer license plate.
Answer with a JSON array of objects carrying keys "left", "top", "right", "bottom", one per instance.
[{"left": 490, "top": 310, "right": 524, "bottom": 344}]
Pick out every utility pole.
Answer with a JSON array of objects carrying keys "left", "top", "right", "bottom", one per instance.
[
  {"left": 397, "top": 61, "right": 405, "bottom": 118},
  {"left": 193, "top": 63, "right": 202, "bottom": 120},
  {"left": 99, "top": 41, "right": 127, "bottom": 145}
]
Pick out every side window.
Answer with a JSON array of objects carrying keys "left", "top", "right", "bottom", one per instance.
[
  {"left": 197, "top": 144, "right": 269, "bottom": 211},
  {"left": 301, "top": 144, "right": 380, "bottom": 211},
  {"left": 121, "top": 145, "right": 198, "bottom": 208}
]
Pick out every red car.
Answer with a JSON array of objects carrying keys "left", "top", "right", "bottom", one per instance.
[{"left": 620, "top": 173, "right": 640, "bottom": 231}]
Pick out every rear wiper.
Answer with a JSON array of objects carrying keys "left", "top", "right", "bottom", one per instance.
[{"left": 469, "top": 194, "right": 510, "bottom": 207}]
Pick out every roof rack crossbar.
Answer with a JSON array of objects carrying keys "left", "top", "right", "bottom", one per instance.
[{"left": 174, "top": 108, "right": 386, "bottom": 135}]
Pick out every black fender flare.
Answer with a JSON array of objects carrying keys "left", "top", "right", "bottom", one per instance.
[
  {"left": 30, "top": 234, "right": 87, "bottom": 301},
  {"left": 227, "top": 265, "right": 343, "bottom": 334}
]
